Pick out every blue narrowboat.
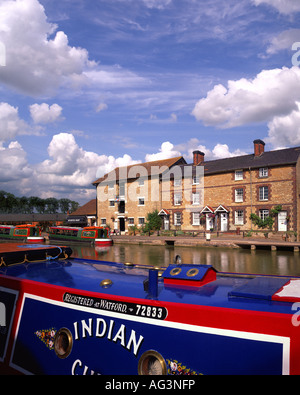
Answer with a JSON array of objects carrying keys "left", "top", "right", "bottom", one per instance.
[{"left": 0, "top": 242, "right": 300, "bottom": 375}]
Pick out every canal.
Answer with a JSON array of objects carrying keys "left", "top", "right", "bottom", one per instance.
[{"left": 68, "top": 242, "right": 300, "bottom": 277}]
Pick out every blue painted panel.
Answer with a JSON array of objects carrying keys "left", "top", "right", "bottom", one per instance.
[
  {"left": 229, "top": 277, "right": 289, "bottom": 300},
  {"left": 12, "top": 297, "right": 284, "bottom": 375}
]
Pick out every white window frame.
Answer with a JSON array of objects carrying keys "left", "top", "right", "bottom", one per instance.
[
  {"left": 235, "top": 210, "right": 244, "bottom": 225},
  {"left": 174, "top": 193, "right": 182, "bottom": 206},
  {"left": 235, "top": 170, "right": 243, "bottom": 180},
  {"left": 128, "top": 217, "right": 135, "bottom": 226},
  {"left": 259, "top": 209, "right": 269, "bottom": 221},
  {"left": 101, "top": 218, "right": 107, "bottom": 225},
  {"left": 193, "top": 176, "right": 200, "bottom": 185},
  {"left": 259, "top": 186, "right": 269, "bottom": 201},
  {"left": 138, "top": 217, "right": 145, "bottom": 226},
  {"left": 235, "top": 188, "right": 244, "bottom": 203},
  {"left": 192, "top": 212, "right": 200, "bottom": 226},
  {"left": 192, "top": 192, "right": 200, "bottom": 205},
  {"left": 109, "top": 199, "right": 115, "bottom": 207},
  {"left": 259, "top": 167, "right": 268, "bottom": 178},
  {"left": 138, "top": 197, "right": 145, "bottom": 206},
  {"left": 174, "top": 178, "right": 182, "bottom": 187},
  {"left": 119, "top": 182, "right": 126, "bottom": 197},
  {"left": 174, "top": 212, "right": 182, "bottom": 226}
]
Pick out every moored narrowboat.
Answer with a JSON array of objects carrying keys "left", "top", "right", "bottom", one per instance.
[
  {"left": 1, "top": 242, "right": 300, "bottom": 375},
  {"left": 0, "top": 224, "right": 44, "bottom": 243},
  {"left": 48, "top": 226, "right": 112, "bottom": 245}
]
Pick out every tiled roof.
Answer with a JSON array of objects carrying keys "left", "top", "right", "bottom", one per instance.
[
  {"left": 92, "top": 156, "right": 186, "bottom": 185},
  {"left": 70, "top": 199, "right": 96, "bottom": 216},
  {"left": 178, "top": 146, "right": 300, "bottom": 176},
  {"left": 202, "top": 146, "right": 300, "bottom": 174}
]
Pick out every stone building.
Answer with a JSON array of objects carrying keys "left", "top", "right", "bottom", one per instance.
[{"left": 93, "top": 140, "right": 300, "bottom": 235}]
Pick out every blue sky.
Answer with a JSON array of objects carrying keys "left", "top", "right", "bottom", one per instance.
[{"left": 0, "top": 0, "right": 300, "bottom": 204}]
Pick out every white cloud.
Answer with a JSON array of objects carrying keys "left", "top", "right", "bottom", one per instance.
[
  {"left": 0, "top": 0, "right": 94, "bottom": 96},
  {"left": 253, "top": 0, "right": 300, "bottom": 14},
  {"left": 192, "top": 66, "right": 300, "bottom": 129},
  {"left": 35, "top": 133, "right": 139, "bottom": 197},
  {"left": 176, "top": 138, "right": 248, "bottom": 161},
  {"left": 145, "top": 141, "right": 182, "bottom": 162},
  {"left": 30, "top": 103, "right": 63, "bottom": 124},
  {"left": 0, "top": 102, "right": 31, "bottom": 141},
  {"left": 0, "top": 141, "right": 31, "bottom": 183},
  {"left": 267, "top": 102, "right": 300, "bottom": 148},
  {"left": 266, "top": 29, "right": 300, "bottom": 55},
  {"left": 85, "top": 65, "right": 147, "bottom": 89}
]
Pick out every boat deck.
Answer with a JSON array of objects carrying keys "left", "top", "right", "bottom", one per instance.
[
  {"left": 0, "top": 243, "right": 299, "bottom": 316},
  {"left": 1, "top": 243, "right": 300, "bottom": 375},
  {"left": 0, "top": 243, "right": 72, "bottom": 266}
]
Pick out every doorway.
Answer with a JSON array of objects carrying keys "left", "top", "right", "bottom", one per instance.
[
  {"left": 278, "top": 211, "right": 287, "bottom": 232},
  {"left": 206, "top": 216, "right": 214, "bottom": 231},
  {"left": 119, "top": 218, "right": 125, "bottom": 232},
  {"left": 220, "top": 213, "right": 228, "bottom": 232}
]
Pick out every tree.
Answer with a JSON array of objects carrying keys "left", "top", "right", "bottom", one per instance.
[
  {"left": 144, "top": 210, "right": 162, "bottom": 232},
  {"left": 59, "top": 198, "right": 72, "bottom": 214},
  {"left": 250, "top": 205, "right": 282, "bottom": 230}
]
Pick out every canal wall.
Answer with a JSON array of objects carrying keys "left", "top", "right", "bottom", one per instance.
[{"left": 111, "top": 234, "right": 300, "bottom": 252}]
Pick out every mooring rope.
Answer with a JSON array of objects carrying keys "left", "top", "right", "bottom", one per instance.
[{"left": 0, "top": 246, "right": 69, "bottom": 267}]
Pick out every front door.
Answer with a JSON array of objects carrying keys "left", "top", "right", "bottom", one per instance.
[
  {"left": 278, "top": 211, "right": 287, "bottom": 232},
  {"left": 206, "top": 216, "right": 214, "bottom": 231},
  {"left": 119, "top": 218, "right": 125, "bottom": 232},
  {"left": 164, "top": 216, "right": 169, "bottom": 230},
  {"left": 220, "top": 213, "right": 228, "bottom": 232}
]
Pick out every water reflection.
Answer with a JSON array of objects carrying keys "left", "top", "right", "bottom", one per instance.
[{"left": 69, "top": 243, "right": 300, "bottom": 277}]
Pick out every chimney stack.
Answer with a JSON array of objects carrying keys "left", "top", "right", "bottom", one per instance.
[
  {"left": 193, "top": 150, "right": 205, "bottom": 165},
  {"left": 253, "top": 139, "right": 265, "bottom": 157}
]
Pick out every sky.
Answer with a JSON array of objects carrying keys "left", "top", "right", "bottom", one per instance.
[{"left": 0, "top": 0, "right": 300, "bottom": 204}]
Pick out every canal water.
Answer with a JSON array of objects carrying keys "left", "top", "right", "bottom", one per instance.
[{"left": 68, "top": 242, "right": 300, "bottom": 277}]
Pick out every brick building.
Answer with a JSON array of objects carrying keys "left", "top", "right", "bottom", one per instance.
[{"left": 93, "top": 140, "right": 300, "bottom": 235}]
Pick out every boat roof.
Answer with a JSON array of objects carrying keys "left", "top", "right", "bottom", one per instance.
[{"left": 0, "top": 253, "right": 298, "bottom": 315}]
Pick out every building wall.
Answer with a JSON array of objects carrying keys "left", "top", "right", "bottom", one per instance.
[
  {"left": 97, "top": 163, "right": 298, "bottom": 233},
  {"left": 97, "top": 176, "right": 162, "bottom": 232}
]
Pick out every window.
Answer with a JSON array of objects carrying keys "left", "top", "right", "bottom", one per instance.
[
  {"left": 174, "top": 212, "right": 182, "bottom": 226},
  {"left": 259, "top": 167, "right": 268, "bottom": 178},
  {"left": 259, "top": 186, "right": 269, "bottom": 201},
  {"left": 174, "top": 178, "right": 182, "bottom": 187},
  {"left": 259, "top": 209, "right": 269, "bottom": 221},
  {"left": 235, "top": 188, "right": 244, "bottom": 203},
  {"left": 119, "top": 182, "right": 125, "bottom": 196},
  {"left": 235, "top": 210, "right": 244, "bottom": 225},
  {"left": 235, "top": 170, "right": 243, "bottom": 180},
  {"left": 138, "top": 217, "right": 145, "bottom": 226},
  {"left": 101, "top": 218, "right": 107, "bottom": 225},
  {"left": 193, "top": 176, "right": 199, "bottom": 185},
  {"left": 128, "top": 218, "right": 134, "bottom": 225},
  {"left": 138, "top": 197, "right": 145, "bottom": 206},
  {"left": 192, "top": 212, "right": 200, "bottom": 225},
  {"left": 109, "top": 200, "right": 115, "bottom": 207},
  {"left": 192, "top": 192, "right": 200, "bottom": 205},
  {"left": 174, "top": 193, "right": 182, "bottom": 205}
]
